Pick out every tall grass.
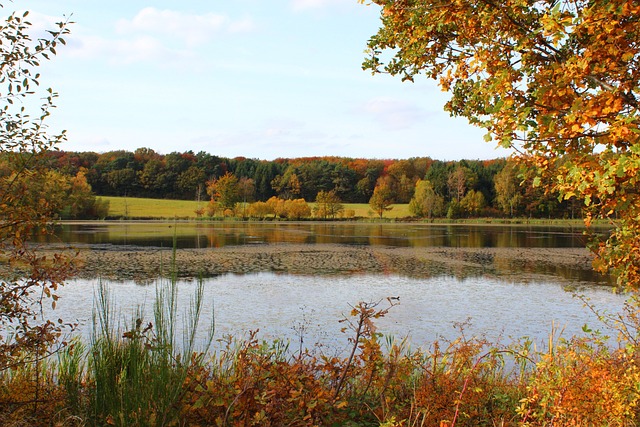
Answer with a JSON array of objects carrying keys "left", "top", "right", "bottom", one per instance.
[
  {"left": 83, "top": 272, "right": 214, "bottom": 427},
  {"left": 52, "top": 239, "right": 216, "bottom": 427}
]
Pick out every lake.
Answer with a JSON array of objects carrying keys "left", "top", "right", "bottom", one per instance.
[
  {"left": 49, "top": 222, "right": 625, "bottom": 352},
  {"left": 50, "top": 221, "right": 598, "bottom": 249}
]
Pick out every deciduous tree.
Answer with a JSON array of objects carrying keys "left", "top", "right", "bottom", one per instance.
[
  {"left": 409, "top": 179, "right": 444, "bottom": 218},
  {"left": 447, "top": 166, "right": 468, "bottom": 203},
  {"left": 369, "top": 182, "right": 394, "bottom": 219},
  {"left": 314, "top": 190, "right": 344, "bottom": 219},
  {"left": 206, "top": 172, "right": 239, "bottom": 210},
  {"left": 460, "top": 189, "right": 486, "bottom": 217},
  {"left": 494, "top": 161, "right": 522, "bottom": 217}
]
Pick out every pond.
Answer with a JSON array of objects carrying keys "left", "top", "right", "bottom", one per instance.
[{"left": 47, "top": 222, "right": 625, "bottom": 353}]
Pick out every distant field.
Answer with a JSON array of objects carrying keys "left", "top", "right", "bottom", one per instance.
[
  {"left": 96, "top": 196, "right": 596, "bottom": 227},
  {"left": 99, "top": 196, "right": 205, "bottom": 219},
  {"left": 98, "top": 196, "right": 412, "bottom": 219}
]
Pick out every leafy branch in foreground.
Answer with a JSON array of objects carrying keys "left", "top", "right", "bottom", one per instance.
[
  {"left": 0, "top": 2, "right": 74, "bottom": 418},
  {"left": 362, "top": 0, "right": 640, "bottom": 287}
]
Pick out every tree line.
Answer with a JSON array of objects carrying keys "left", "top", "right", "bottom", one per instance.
[{"left": 34, "top": 148, "right": 583, "bottom": 219}]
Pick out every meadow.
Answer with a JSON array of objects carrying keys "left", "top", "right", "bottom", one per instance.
[
  {"left": 97, "top": 196, "right": 592, "bottom": 226},
  {"left": 99, "top": 196, "right": 413, "bottom": 220}
]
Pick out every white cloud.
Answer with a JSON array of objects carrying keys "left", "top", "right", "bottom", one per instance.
[
  {"left": 59, "top": 7, "right": 256, "bottom": 66},
  {"left": 116, "top": 7, "right": 254, "bottom": 47},
  {"left": 65, "top": 33, "right": 192, "bottom": 65},
  {"left": 361, "top": 97, "right": 424, "bottom": 130}
]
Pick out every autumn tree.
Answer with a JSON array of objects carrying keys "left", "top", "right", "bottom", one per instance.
[
  {"left": 314, "top": 190, "right": 344, "bottom": 219},
  {"left": 271, "top": 170, "right": 302, "bottom": 200},
  {"left": 460, "top": 189, "right": 486, "bottom": 217},
  {"left": 206, "top": 172, "right": 239, "bottom": 210},
  {"left": 363, "top": 0, "right": 640, "bottom": 286},
  {"left": 0, "top": 3, "right": 74, "bottom": 399},
  {"left": 494, "top": 161, "right": 522, "bottom": 217},
  {"left": 386, "top": 160, "right": 418, "bottom": 203},
  {"left": 369, "top": 182, "right": 394, "bottom": 219},
  {"left": 446, "top": 166, "right": 468, "bottom": 203},
  {"left": 237, "top": 177, "right": 256, "bottom": 218},
  {"left": 18, "top": 169, "right": 108, "bottom": 220},
  {"left": 409, "top": 179, "right": 444, "bottom": 218}
]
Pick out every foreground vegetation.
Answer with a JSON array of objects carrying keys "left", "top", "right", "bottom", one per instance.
[{"left": 1, "top": 273, "right": 639, "bottom": 427}]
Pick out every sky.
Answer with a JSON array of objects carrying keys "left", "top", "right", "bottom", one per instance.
[{"left": 16, "top": 0, "right": 513, "bottom": 161}]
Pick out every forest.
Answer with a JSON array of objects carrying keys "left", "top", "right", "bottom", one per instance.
[{"left": 30, "top": 148, "right": 582, "bottom": 220}]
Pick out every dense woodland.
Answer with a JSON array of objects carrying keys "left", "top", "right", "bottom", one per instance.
[{"left": 37, "top": 148, "right": 582, "bottom": 219}]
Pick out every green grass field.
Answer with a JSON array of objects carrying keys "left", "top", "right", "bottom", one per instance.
[
  {"left": 98, "top": 196, "right": 412, "bottom": 220},
  {"left": 97, "top": 196, "right": 596, "bottom": 227}
]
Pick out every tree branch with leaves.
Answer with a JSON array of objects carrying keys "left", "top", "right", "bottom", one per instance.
[
  {"left": 0, "top": 1, "right": 74, "bottom": 385},
  {"left": 362, "top": 0, "right": 640, "bottom": 287}
]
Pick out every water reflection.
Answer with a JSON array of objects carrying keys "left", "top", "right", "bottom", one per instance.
[
  {"left": 48, "top": 222, "right": 600, "bottom": 249},
  {"left": 55, "top": 273, "right": 625, "bottom": 352}
]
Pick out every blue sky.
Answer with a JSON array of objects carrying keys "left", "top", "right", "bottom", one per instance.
[{"left": 18, "top": 0, "right": 512, "bottom": 161}]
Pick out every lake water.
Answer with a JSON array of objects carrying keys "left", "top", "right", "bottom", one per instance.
[
  {"left": 57, "top": 273, "right": 624, "bottom": 353},
  {"left": 49, "top": 222, "right": 625, "bottom": 353},
  {"left": 50, "top": 221, "right": 600, "bottom": 249}
]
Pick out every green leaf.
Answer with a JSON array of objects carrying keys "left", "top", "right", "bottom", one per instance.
[{"left": 532, "top": 176, "right": 541, "bottom": 187}]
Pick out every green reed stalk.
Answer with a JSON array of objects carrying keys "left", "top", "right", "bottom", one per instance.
[
  {"left": 85, "top": 235, "right": 214, "bottom": 427},
  {"left": 56, "top": 337, "right": 87, "bottom": 416}
]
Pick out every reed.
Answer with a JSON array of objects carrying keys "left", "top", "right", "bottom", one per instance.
[{"left": 82, "top": 274, "right": 214, "bottom": 427}]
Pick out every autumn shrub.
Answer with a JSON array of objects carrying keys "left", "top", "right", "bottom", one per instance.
[
  {"left": 518, "top": 335, "right": 640, "bottom": 426},
  {"left": 3, "top": 289, "right": 640, "bottom": 427},
  {"left": 342, "top": 209, "right": 356, "bottom": 219},
  {"left": 373, "top": 336, "right": 522, "bottom": 427},
  {"left": 206, "top": 200, "right": 219, "bottom": 217},
  {"left": 267, "top": 196, "right": 289, "bottom": 218},
  {"left": 182, "top": 333, "right": 338, "bottom": 426},
  {"left": 284, "top": 198, "right": 312, "bottom": 220},
  {"left": 0, "top": 352, "right": 63, "bottom": 427},
  {"left": 247, "top": 200, "right": 273, "bottom": 219}
]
